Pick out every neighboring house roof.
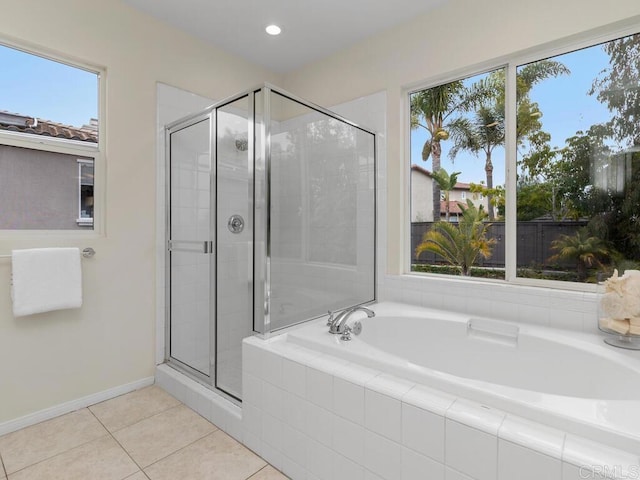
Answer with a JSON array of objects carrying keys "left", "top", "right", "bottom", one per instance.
[
  {"left": 411, "top": 164, "right": 432, "bottom": 177},
  {"left": 0, "top": 111, "right": 98, "bottom": 143},
  {"left": 440, "top": 200, "right": 464, "bottom": 215},
  {"left": 452, "top": 182, "right": 471, "bottom": 190},
  {"left": 411, "top": 164, "right": 472, "bottom": 191}
]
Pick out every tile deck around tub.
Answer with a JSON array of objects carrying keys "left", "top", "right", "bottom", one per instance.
[{"left": 0, "top": 385, "right": 288, "bottom": 480}]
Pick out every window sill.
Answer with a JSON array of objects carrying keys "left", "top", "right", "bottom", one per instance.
[{"left": 76, "top": 218, "right": 94, "bottom": 227}]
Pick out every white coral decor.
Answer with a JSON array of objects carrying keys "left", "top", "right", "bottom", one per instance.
[{"left": 601, "top": 269, "right": 640, "bottom": 323}]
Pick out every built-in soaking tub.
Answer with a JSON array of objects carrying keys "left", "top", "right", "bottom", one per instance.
[{"left": 242, "top": 302, "right": 640, "bottom": 480}]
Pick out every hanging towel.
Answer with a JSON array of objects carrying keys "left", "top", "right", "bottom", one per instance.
[{"left": 11, "top": 248, "right": 82, "bottom": 317}]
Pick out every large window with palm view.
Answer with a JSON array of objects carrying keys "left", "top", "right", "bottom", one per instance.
[
  {"left": 516, "top": 33, "right": 640, "bottom": 283},
  {"left": 410, "top": 68, "right": 506, "bottom": 278},
  {"left": 410, "top": 30, "right": 640, "bottom": 285}
]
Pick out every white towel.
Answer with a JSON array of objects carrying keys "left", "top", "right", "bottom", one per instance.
[{"left": 11, "top": 248, "right": 82, "bottom": 317}]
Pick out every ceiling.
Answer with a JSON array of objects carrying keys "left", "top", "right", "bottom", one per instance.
[{"left": 123, "top": 0, "right": 447, "bottom": 73}]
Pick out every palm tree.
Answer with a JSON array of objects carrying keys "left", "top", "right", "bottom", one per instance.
[
  {"left": 448, "top": 106, "right": 504, "bottom": 220},
  {"left": 411, "top": 82, "right": 470, "bottom": 221},
  {"left": 514, "top": 61, "right": 571, "bottom": 155},
  {"left": 446, "top": 61, "right": 570, "bottom": 221},
  {"left": 431, "top": 167, "right": 461, "bottom": 222},
  {"left": 415, "top": 200, "right": 496, "bottom": 276},
  {"left": 548, "top": 228, "right": 611, "bottom": 282}
]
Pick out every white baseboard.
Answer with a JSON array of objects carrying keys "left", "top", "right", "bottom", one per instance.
[{"left": 0, "top": 376, "right": 155, "bottom": 436}]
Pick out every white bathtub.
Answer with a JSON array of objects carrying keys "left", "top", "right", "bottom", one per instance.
[
  {"left": 242, "top": 301, "right": 640, "bottom": 479},
  {"left": 286, "top": 302, "right": 640, "bottom": 451}
]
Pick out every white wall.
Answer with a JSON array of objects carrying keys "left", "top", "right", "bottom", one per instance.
[
  {"left": 281, "top": 0, "right": 640, "bottom": 274},
  {"left": 0, "top": 1, "right": 280, "bottom": 424}
]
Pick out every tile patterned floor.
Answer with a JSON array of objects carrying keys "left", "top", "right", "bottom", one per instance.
[{"left": 0, "top": 385, "right": 288, "bottom": 480}]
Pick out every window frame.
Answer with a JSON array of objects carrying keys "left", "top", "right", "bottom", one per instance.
[
  {"left": 0, "top": 38, "right": 105, "bottom": 236},
  {"left": 404, "top": 20, "right": 640, "bottom": 292}
]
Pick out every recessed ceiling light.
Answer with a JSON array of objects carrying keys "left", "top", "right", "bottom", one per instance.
[{"left": 265, "top": 25, "right": 282, "bottom": 36}]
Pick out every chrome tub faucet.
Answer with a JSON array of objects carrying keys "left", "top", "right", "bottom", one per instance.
[{"left": 327, "top": 306, "right": 375, "bottom": 338}]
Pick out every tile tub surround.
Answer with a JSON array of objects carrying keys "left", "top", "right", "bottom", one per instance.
[
  {"left": 242, "top": 336, "right": 640, "bottom": 480},
  {"left": 379, "top": 274, "right": 602, "bottom": 334}
]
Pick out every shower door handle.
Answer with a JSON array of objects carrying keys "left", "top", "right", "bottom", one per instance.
[{"left": 167, "top": 240, "right": 213, "bottom": 254}]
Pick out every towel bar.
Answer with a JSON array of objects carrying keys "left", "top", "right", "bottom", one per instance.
[{"left": 0, "top": 247, "right": 96, "bottom": 259}]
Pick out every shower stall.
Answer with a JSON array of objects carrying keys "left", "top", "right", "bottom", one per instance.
[{"left": 165, "top": 84, "right": 376, "bottom": 401}]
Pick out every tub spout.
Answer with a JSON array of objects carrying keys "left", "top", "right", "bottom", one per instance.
[{"left": 329, "top": 306, "right": 375, "bottom": 334}]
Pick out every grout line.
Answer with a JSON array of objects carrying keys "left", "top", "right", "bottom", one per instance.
[
  {"left": 3, "top": 432, "right": 112, "bottom": 478},
  {"left": 5, "top": 388, "right": 184, "bottom": 480},
  {"left": 1, "top": 408, "right": 110, "bottom": 477},
  {"left": 87, "top": 408, "right": 148, "bottom": 475},
  {"left": 245, "top": 464, "right": 270, "bottom": 479},
  {"left": 122, "top": 470, "right": 152, "bottom": 480},
  {"left": 88, "top": 393, "right": 221, "bottom": 475},
  {"left": 141, "top": 431, "right": 219, "bottom": 471},
  {"left": 0, "top": 451, "right": 7, "bottom": 479},
  {"left": 107, "top": 403, "right": 185, "bottom": 435},
  {"left": 246, "top": 464, "right": 289, "bottom": 480},
  {"left": 89, "top": 386, "right": 183, "bottom": 435}
]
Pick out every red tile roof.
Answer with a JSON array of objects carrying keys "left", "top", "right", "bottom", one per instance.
[
  {"left": 411, "top": 164, "right": 432, "bottom": 177},
  {"left": 0, "top": 111, "right": 97, "bottom": 143},
  {"left": 440, "top": 200, "right": 463, "bottom": 215}
]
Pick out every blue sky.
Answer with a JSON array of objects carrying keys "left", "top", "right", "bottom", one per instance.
[
  {"left": 410, "top": 44, "right": 612, "bottom": 186},
  {"left": 0, "top": 39, "right": 615, "bottom": 170},
  {"left": 0, "top": 44, "right": 98, "bottom": 128}
]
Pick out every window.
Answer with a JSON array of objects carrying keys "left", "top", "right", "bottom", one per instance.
[
  {"left": 409, "top": 28, "right": 640, "bottom": 286},
  {"left": 410, "top": 68, "right": 506, "bottom": 278},
  {"left": 516, "top": 33, "right": 640, "bottom": 284},
  {"left": 77, "top": 160, "right": 94, "bottom": 226},
  {"left": 0, "top": 42, "right": 100, "bottom": 231}
]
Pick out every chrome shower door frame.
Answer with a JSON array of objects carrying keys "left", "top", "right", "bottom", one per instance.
[{"left": 165, "top": 108, "right": 216, "bottom": 388}]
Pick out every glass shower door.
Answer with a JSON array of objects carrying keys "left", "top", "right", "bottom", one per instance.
[
  {"left": 215, "top": 95, "right": 252, "bottom": 399},
  {"left": 265, "top": 89, "right": 376, "bottom": 333},
  {"left": 167, "top": 115, "right": 214, "bottom": 381},
  {"left": 164, "top": 84, "right": 376, "bottom": 400}
]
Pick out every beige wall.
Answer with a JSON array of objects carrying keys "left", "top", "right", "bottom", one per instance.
[
  {"left": 0, "top": 0, "right": 280, "bottom": 423},
  {"left": 282, "top": 0, "right": 640, "bottom": 274}
]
